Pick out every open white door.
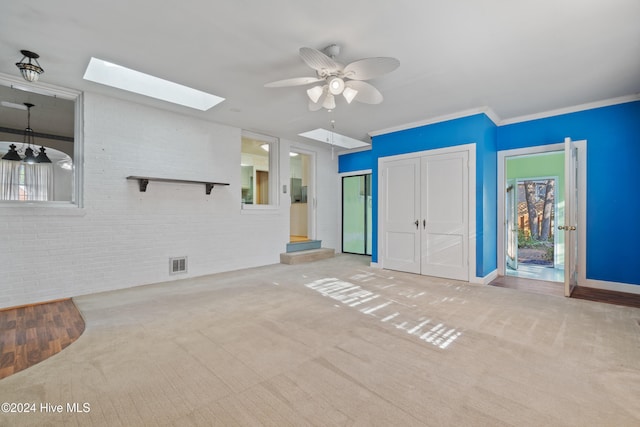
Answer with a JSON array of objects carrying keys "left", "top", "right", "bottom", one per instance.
[
  {"left": 505, "top": 179, "right": 518, "bottom": 271},
  {"left": 563, "top": 137, "right": 579, "bottom": 296},
  {"left": 381, "top": 157, "right": 421, "bottom": 273}
]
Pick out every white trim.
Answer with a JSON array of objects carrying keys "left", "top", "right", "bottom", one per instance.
[
  {"left": 470, "top": 269, "right": 498, "bottom": 285},
  {"left": 500, "top": 94, "right": 640, "bottom": 125},
  {"left": 240, "top": 204, "right": 280, "bottom": 214},
  {"left": 339, "top": 169, "right": 372, "bottom": 177},
  {"left": 370, "top": 261, "right": 381, "bottom": 269},
  {"left": 497, "top": 140, "right": 587, "bottom": 292},
  {"left": 377, "top": 143, "right": 476, "bottom": 282},
  {"left": 369, "top": 107, "right": 499, "bottom": 137},
  {"left": 0, "top": 72, "right": 80, "bottom": 100},
  {"left": 337, "top": 145, "right": 372, "bottom": 156}
]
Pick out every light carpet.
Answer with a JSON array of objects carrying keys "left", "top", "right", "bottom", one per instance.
[{"left": 1, "top": 254, "right": 639, "bottom": 426}]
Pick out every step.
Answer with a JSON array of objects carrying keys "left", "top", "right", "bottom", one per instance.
[
  {"left": 280, "top": 248, "right": 335, "bottom": 265},
  {"left": 286, "top": 240, "right": 321, "bottom": 253}
]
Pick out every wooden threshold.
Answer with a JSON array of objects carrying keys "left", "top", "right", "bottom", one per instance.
[
  {"left": 570, "top": 286, "right": 640, "bottom": 309},
  {"left": 489, "top": 276, "right": 640, "bottom": 309},
  {"left": 0, "top": 298, "right": 85, "bottom": 380},
  {"left": 488, "top": 275, "right": 564, "bottom": 297}
]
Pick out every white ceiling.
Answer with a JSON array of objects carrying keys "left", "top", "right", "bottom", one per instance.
[{"left": 1, "top": 1, "right": 639, "bottom": 146}]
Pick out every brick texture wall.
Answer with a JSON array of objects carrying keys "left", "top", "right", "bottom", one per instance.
[{"left": 0, "top": 93, "right": 340, "bottom": 308}]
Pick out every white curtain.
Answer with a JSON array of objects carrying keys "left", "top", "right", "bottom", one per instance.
[
  {"left": 24, "top": 163, "right": 52, "bottom": 201},
  {"left": 0, "top": 160, "right": 52, "bottom": 201},
  {"left": 0, "top": 159, "right": 21, "bottom": 200}
]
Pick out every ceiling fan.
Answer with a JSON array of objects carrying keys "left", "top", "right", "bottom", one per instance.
[{"left": 265, "top": 44, "right": 399, "bottom": 111}]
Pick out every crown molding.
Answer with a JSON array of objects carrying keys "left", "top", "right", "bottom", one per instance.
[
  {"left": 500, "top": 94, "right": 640, "bottom": 126},
  {"left": 336, "top": 145, "right": 372, "bottom": 156},
  {"left": 368, "top": 94, "right": 640, "bottom": 138},
  {"left": 369, "top": 106, "right": 500, "bottom": 137}
]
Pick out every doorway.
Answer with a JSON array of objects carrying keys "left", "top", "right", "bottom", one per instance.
[
  {"left": 289, "top": 150, "right": 314, "bottom": 243},
  {"left": 505, "top": 151, "right": 565, "bottom": 283},
  {"left": 497, "top": 140, "right": 587, "bottom": 297},
  {"left": 342, "top": 174, "right": 372, "bottom": 255}
]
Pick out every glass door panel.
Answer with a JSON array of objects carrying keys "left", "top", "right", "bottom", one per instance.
[{"left": 342, "top": 174, "right": 372, "bottom": 255}]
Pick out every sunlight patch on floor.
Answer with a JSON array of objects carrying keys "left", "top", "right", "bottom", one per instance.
[{"left": 304, "top": 277, "right": 463, "bottom": 350}]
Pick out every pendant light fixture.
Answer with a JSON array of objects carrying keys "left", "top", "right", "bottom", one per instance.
[
  {"left": 1, "top": 103, "right": 52, "bottom": 163},
  {"left": 15, "top": 50, "right": 44, "bottom": 82}
]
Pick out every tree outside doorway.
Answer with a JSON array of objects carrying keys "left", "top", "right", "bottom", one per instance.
[{"left": 517, "top": 179, "right": 555, "bottom": 266}]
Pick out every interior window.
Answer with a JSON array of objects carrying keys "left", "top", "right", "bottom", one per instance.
[
  {"left": 0, "top": 77, "right": 80, "bottom": 205},
  {"left": 240, "top": 132, "right": 278, "bottom": 207}
]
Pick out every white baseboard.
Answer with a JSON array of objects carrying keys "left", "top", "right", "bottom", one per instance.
[
  {"left": 582, "top": 278, "right": 640, "bottom": 295},
  {"left": 470, "top": 269, "right": 498, "bottom": 285},
  {"left": 370, "top": 262, "right": 381, "bottom": 269}
]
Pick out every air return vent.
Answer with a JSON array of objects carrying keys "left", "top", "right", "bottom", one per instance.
[{"left": 169, "top": 257, "right": 187, "bottom": 275}]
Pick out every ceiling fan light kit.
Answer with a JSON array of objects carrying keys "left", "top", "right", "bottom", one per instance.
[
  {"left": 307, "top": 85, "right": 324, "bottom": 103},
  {"left": 328, "top": 76, "right": 345, "bottom": 95},
  {"left": 265, "top": 44, "right": 399, "bottom": 111}
]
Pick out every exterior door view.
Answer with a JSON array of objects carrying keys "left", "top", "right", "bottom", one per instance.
[
  {"left": 381, "top": 149, "right": 469, "bottom": 281},
  {"left": 499, "top": 138, "right": 585, "bottom": 297}
]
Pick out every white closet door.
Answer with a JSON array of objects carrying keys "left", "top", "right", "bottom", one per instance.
[
  {"left": 381, "top": 157, "right": 421, "bottom": 274},
  {"left": 420, "top": 151, "right": 469, "bottom": 281}
]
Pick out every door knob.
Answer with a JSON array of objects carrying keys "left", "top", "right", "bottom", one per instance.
[
  {"left": 558, "top": 225, "right": 566, "bottom": 230},
  {"left": 569, "top": 226, "right": 576, "bottom": 231},
  {"left": 415, "top": 220, "right": 419, "bottom": 229}
]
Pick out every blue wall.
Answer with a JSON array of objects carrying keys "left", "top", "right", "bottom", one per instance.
[
  {"left": 340, "top": 100, "right": 640, "bottom": 286},
  {"left": 340, "top": 113, "right": 498, "bottom": 278},
  {"left": 339, "top": 148, "right": 372, "bottom": 173},
  {"left": 499, "top": 101, "right": 640, "bottom": 285}
]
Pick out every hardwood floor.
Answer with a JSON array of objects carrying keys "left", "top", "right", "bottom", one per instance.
[
  {"left": 0, "top": 299, "right": 85, "bottom": 380},
  {"left": 489, "top": 276, "right": 640, "bottom": 309},
  {"left": 571, "top": 285, "right": 640, "bottom": 309},
  {"left": 488, "top": 275, "right": 564, "bottom": 297}
]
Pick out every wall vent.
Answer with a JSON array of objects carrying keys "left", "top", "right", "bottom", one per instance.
[{"left": 169, "top": 257, "right": 187, "bottom": 275}]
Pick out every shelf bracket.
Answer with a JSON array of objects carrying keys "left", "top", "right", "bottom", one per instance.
[{"left": 138, "top": 178, "right": 149, "bottom": 192}]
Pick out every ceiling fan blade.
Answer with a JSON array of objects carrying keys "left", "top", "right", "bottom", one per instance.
[
  {"left": 345, "top": 80, "right": 384, "bottom": 104},
  {"left": 264, "top": 76, "right": 323, "bottom": 87},
  {"left": 343, "top": 57, "right": 400, "bottom": 81},
  {"left": 299, "top": 47, "right": 339, "bottom": 73}
]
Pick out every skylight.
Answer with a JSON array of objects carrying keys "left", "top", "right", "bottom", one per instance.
[
  {"left": 298, "top": 128, "right": 369, "bottom": 149},
  {"left": 83, "top": 57, "right": 224, "bottom": 111}
]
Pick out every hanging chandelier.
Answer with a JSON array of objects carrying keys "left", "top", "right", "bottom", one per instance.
[
  {"left": 15, "top": 50, "right": 44, "bottom": 82},
  {"left": 1, "top": 103, "right": 52, "bottom": 164}
]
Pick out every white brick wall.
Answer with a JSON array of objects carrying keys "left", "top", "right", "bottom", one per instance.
[{"left": 0, "top": 93, "right": 340, "bottom": 309}]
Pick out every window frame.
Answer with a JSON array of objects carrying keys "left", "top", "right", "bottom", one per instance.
[
  {"left": 0, "top": 72, "right": 83, "bottom": 210},
  {"left": 240, "top": 130, "right": 279, "bottom": 211}
]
